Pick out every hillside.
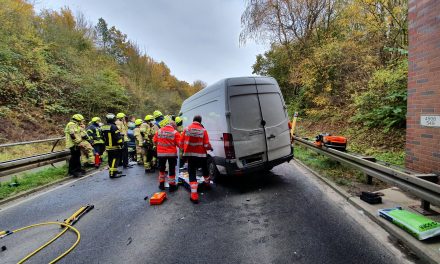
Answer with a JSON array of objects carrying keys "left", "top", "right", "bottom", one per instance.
[
  {"left": 241, "top": 0, "right": 408, "bottom": 159},
  {"left": 0, "top": 0, "right": 203, "bottom": 142}
]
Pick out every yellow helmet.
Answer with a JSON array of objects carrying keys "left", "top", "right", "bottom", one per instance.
[
  {"left": 159, "top": 117, "right": 170, "bottom": 127},
  {"left": 91, "top": 117, "right": 101, "bottom": 123},
  {"left": 175, "top": 116, "right": 183, "bottom": 125},
  {"left": 135, "top": 119, "right": 143, "bottom": 126},
  {"left": 153, "top": 110, "right": 163, "bottom": 119},
  {"left": 72, "top": 114, "right": 84, "bottom": 122},
  {"left": 116, "top": 113, "right": 126, "bottom": 119},
  {"left": 144, "top": 115, "right": 154, "bottom": 121}
]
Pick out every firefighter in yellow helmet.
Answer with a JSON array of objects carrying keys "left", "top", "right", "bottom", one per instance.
[
  {"left": 174, "top": 116, "right": 184, "bottom": 174},
  {"left": 141, "top": 114, "right": 156, "bottom": 172},
  {"left": 64, "top": 114, "right": 85, "bottom": 177},
  {"left": 115, "top": 112, "right": 131, "bottom": 168},
  {"left": 78, "top": 121, "right": 95, "bottom": 167},
  {"left": 175, "top": 116, "right": 183, "bottom": 133},
  {"left": 133, "top": 119, "right": 146, "bottom": 166},
  {"left": 151, "top": 111, "right": 164, "bottom": 168}
]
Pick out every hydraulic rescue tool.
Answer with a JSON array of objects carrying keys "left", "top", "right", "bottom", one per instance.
[
  {"left": 63, "top": 204, "right": 94, "bottom": 226},
  {"left": 314, "top": 133, "right": 347, "bottom": 151},
  {"left": 0, "top": 205, "right": 94, "bottom": 264}
]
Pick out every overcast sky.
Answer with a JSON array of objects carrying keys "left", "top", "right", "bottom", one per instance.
[{"left": 35, "top": 0, "right": 267, "bottom": 85}]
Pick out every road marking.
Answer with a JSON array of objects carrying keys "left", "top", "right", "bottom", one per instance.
[{"left": 0, "top": 169, "right": 103, "bottom": 212}]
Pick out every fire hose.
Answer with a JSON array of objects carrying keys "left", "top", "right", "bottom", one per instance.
[{"left": 0, "top": 205, "right": 94, "bottom": 263}]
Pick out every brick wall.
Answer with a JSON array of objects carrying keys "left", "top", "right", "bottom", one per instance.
[{"left": 406, "top": 0, "right": 440, "bottom": 174}]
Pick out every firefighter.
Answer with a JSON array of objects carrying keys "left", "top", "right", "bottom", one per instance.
[
  {"left": 151, "top": 111, "right": 164, "bottom": 168},
  {"left": 142, "top": 115, "right": 156, "bottom": 172},
  {"left": 87, "top": 117, "right": 105, "bottom": 166},
  {"left": 127, "top": 122, "right": 137, "bottom": 162},
  {"left": 181, "top": 115, "right": 213, "bottom": 203},
  {"left": 175, "top": 116, "right": 184, "bottom": 133},
  {"left": 133, "top": 119, "right": 146, "bottom": 165},
  {"left": 153, "top": 110, "right": 164, "bottom": 131},
  {"left": 153, "top": 117, "right": 181, "bottom": 192},
  {"left": 115, "top": 112, "right": 131, "bottom": 168},
  {"left": 65, "top": 114, "right": 85, "bottom": 177},
  {"left": 101, "top": 113, "right": 123, "bottom": 178},
  {"left": 174, "top": 116, "right": 184, "bottom": 172},
  {"left": 77, "top": 122, "right": 95, "bottom": 167}
]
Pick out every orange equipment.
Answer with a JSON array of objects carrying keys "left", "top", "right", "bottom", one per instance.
[
  {"left": 150, "top": 192, "right": 167, "bottom": 205},
  {"left": 290, "top": 112, "right": 298, "bottom": 143},
  {"left": 315, "top": 133, "right": 347, "bottom": 151}
]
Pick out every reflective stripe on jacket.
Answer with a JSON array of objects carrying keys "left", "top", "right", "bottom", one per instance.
[
  {"left": 64, "top": 121, "right": 82, "bottom": 148},
  {"left": 153, "top": 125, "right": 181, "bottom": 157},
  {"left": 101, "top": 123, "right": 123, "bottom": 150},
  {"left": 86, "top": 123, "right": 104, "bottom": 144},
  {"left": 133, "top": 127, "right": 144, "bottom": 147},
  {"left": 115, "top": 119, "right": 129, "bottom": 142},
  {"left": 181, "top": 122, "right": 211, "bottom": 157}
]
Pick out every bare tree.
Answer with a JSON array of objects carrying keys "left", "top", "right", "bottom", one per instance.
[{"left": 240, "top": 0, "right": 337, "bottom": 47}]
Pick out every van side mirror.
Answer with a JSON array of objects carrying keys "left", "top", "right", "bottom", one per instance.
[{"left": 225, "top": 111, "right": 231, "bottom": 117}]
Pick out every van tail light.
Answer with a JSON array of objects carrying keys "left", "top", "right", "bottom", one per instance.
[{"left": 223, "top": 133, "right": 236, "bottom": 159}]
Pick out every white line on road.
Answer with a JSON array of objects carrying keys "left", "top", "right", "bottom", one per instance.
[{"left": 0, "top": 169, "right": 103, "bottom": 213}]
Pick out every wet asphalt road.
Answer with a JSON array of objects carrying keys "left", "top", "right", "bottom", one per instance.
[{"left": 0, "top": 162, "right": 406, "bottom": 264}]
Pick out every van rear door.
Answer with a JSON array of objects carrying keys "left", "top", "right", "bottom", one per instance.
[
  {"left": 256, "top": 82, "right": 291, "bottom": 162},
  {"left": 228, "top": 83, "right": 267, "bottom": 167}
]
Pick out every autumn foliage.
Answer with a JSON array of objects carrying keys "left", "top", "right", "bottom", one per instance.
[
  {"left": 241, "top": 0, "right": 408, "bottom": 131},
  {"left": 0, "top": 0, "right": 203, "bottom": 142}
]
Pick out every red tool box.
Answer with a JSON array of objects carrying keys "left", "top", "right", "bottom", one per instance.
[{"left": 150, "top": 192, "right": 167, "bottom": 205}]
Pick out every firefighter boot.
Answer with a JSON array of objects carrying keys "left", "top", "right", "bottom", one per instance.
[
  {"left": 190, "top": 181, "right": 199, "bottom": 204},
  {"left": 200, "top": 176, "right": 212, "bottom": 191},
  {"left": 158, "top": 171, "right": 165, "bottom": 190},
  {"left": 168, "top": 175, "right": 177, "bottom": 192}
]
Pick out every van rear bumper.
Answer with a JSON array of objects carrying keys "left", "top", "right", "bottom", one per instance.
[{"left": 215, "top": 151, "right": 294, "bottom": 176}]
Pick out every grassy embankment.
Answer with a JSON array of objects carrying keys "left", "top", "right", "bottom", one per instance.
[{"left": 0, "top": 165, "right": 68, "bottom": 200}]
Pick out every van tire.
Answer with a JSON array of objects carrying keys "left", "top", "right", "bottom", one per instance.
[
  {"left": 208, "top": 158, "right": 221, "bottom": 183},
  {"left": 262, "top": 166, "right": 274, "bottom": 174}
]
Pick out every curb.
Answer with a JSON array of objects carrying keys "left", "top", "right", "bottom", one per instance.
[
  {"left": 293, "top": 159, "right": 437, "bottom": 264},
  {"left": 0, "top": 169, "right": 102, "bottom": 207}
]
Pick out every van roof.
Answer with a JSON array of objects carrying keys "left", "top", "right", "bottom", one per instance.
[{"left": 182, "top": 76, "right": 277, "bottom": 105}]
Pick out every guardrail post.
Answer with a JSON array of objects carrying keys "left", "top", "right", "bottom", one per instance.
[
  {"left": 421, "top": 200, "right": 431, "bottom": 211},
  {"left": 366, "top": 174, "right": 373, "bottom": 185}
]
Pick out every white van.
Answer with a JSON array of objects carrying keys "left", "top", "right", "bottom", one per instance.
[{"left": 179, "top": 76, "right": 293, "bottom": 178}]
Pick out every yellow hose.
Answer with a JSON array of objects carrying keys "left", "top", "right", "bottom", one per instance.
[{"left": 9, "top": 222, "right": 81, "bottom": 264}]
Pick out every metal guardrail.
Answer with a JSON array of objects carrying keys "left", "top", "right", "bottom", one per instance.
[
  {"left": 293, "top": 136, "right": 440, "bottom": 210},
  {"left": 0, "top": 137, "right": 68, "bottom": 177},
  {"left": 0, "top": 150, "right": 70, "bottom": 177},
  {"left": 0, "top": 137, "right": 65, "bottom": 148}
]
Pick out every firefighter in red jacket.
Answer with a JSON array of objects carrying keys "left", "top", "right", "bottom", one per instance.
[
  {"left": 153, "top": 117, "right": 181, "bottom": 191},
  {"left": 181, "top": 115, "right": 213, "bottom": 203}
]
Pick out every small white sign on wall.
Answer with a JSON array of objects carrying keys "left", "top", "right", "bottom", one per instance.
[{"left": 421, "top": 115, "right": 440, "bottom": 127}]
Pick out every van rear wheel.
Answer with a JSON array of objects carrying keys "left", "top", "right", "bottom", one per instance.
[{"left": 208, "top": 158, "right": 221, "bottom": 183}]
